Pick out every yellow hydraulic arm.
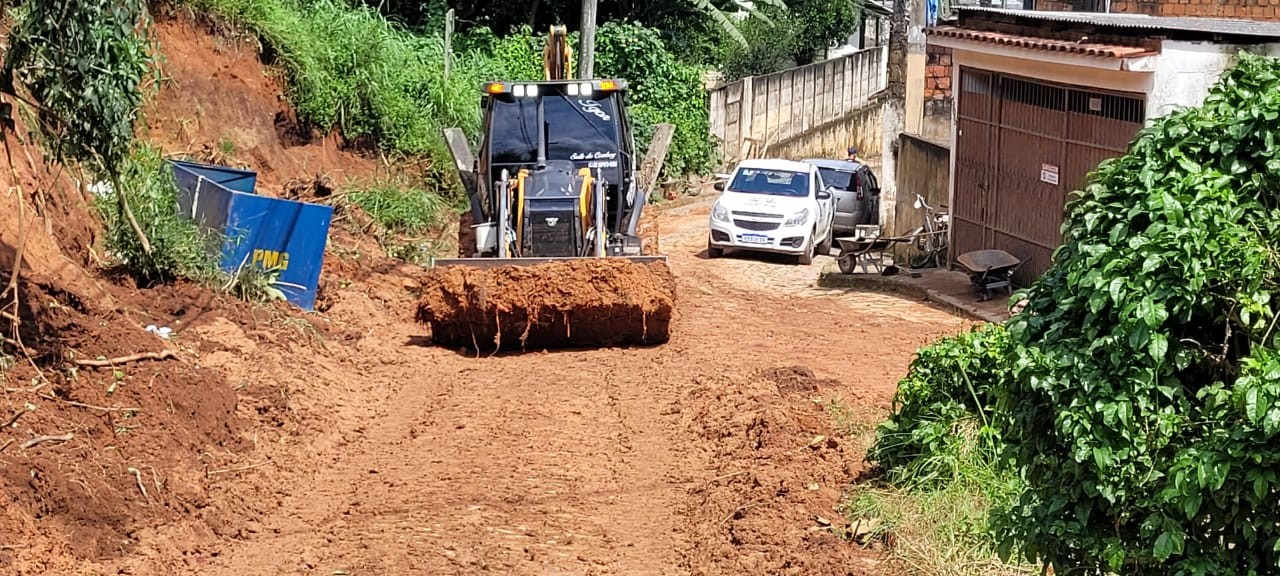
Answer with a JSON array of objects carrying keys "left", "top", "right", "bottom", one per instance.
[{"left": 543, "top": 25, "right": 573, "bottom": 81}]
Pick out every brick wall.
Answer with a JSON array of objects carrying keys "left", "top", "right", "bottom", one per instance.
[{"left": 925, "top": 45, "right": 952, "bottom": 100}]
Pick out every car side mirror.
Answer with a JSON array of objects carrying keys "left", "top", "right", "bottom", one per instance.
[
  {"left": 714, "top": 181, "right": 725, "bottom": 191},
  {"left": 817, "top": 190, "right": 832, "bottom": 200}
]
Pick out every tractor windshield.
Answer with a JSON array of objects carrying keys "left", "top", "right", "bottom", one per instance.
[{"left": 488, "top": 92, "right": 622, "bottom": 169}]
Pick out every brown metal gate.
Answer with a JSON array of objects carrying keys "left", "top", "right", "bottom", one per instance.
[{"left": 952, "top": 67, "right": 1145, "bottom": 286}]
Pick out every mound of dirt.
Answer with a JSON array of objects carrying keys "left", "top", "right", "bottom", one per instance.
[
  {"left": 414, "top": 259, "right": 676, "bottom": 351},
  {"left": 677, "top": 366, "right": 875, "bottom": 575}
]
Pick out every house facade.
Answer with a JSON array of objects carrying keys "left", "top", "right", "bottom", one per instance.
[{"left": 927, "top": 8, "right": 1280, "bottom": 284}]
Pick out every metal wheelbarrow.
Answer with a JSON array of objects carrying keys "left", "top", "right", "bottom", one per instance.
[
  {"left": 955, "top": 249, "right": 1023, "bottom": 302},
  {"left": 834, "top": 225, "right": 917, "bottom": 274}
]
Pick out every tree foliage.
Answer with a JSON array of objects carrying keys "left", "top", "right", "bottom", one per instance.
[
  {"left": 3, "top": 0, "right": 154, "bottom": 175},
  {"left": 3, "top": 0, "right": 159, "bottom": 257},
  {"left": 716, "top": 0, "right": 860, "bottom": 80},
  {"left": 595, "top": 21, "right": 715, "bottom": 177},
  {"left": 995, "top": 52, "right": 1280, "bottom": 575}
]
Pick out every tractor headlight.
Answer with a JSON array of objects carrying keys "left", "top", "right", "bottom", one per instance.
[
  {"left": 712, "top": 202, "right": 729, "bottom": 223},
  {"left": 784, "top": 208, "right": 809, "bottom": 227}
]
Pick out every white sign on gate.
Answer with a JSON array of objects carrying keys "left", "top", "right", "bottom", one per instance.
[{"left": 1040, "top": 163, "right": 1060, "bottom": 186}]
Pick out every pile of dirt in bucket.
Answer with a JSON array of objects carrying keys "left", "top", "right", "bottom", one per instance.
[{"left": 415, "top": 259, "right": 676, "bottom": 351}]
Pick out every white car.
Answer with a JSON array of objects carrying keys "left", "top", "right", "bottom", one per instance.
[{"left": 707, "top": 158, "right": 836, "bottom": 265}]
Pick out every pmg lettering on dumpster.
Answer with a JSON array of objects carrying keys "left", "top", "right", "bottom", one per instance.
[{"left": 252, "top": 249, "right": 290, "bottom": 270}]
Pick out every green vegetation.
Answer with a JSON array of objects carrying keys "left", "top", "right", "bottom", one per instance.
[
  {"left": 862, "top": 53, "right": 1280, "bottom": 576},
  {"left": 869, "top": 325, "right": 1014, "bottom": 490},
  {"left": 843, "top": 476, "right": 1033, "bottom": 576},
  {"left": 191, "top": 0, "right": 493, "bottom": 165},
  {"left": 996, "top": 52, "right": 1280, "bottom": 575},
  {"left": 95, "top": 144, "right": 221, "bottom": 285},
  {"left": 852, "top": 325, "right": 1031, "bottom": 574},
  {"left": 596, "top": 22, "right": 715, "bottom": 178},
  {"left": 717, "top": 0, "right": 860, "bottom": 79},
  {"left": 335, "top": 176, "right": 454, "bottom": 265},
  {"left": 3, "top": 0, "right": 163, "bottom": 266}
]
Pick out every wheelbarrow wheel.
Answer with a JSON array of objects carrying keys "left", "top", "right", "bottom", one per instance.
[{"left": 838, "top": 252, "right": 855, "bottom": 274}]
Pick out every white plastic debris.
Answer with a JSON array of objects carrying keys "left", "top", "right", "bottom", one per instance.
[
  {"left": 88, "top": 181, "right": 114, "bottom": 197},
  {"left": 145, "top": 324, "right": 174, "bottom": 339}
]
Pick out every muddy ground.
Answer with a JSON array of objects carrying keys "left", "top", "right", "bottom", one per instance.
[{"left": 2, "top": 197, "right": 968, "bottom": 576}]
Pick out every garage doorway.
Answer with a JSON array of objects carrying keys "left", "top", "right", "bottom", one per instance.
[{"left": 952, "top": 67, "right": 1145, "bottom": 285}]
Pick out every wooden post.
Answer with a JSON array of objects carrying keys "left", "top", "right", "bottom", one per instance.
[
  {"left": 638, "top": 123, "right": 676, "bottom": 201},
  {"left": 579, "top": 0, "right": 597, "bottom": 78},
  {"left": 444, "top": 9, "right": 455, "bottom": 79}
]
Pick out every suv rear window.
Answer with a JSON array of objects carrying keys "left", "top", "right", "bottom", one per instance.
[{"left": 817, "top": 167, "right": 854, "bottom": 191}]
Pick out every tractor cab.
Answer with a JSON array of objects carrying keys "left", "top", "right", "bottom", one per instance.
[{"left": 472, "top": 79, "right": 644, "bottom": 258}]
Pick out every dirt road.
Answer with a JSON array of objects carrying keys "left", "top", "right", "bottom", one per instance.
[{"left": 102, "top": 195, "right": 970, "bottom": 575}]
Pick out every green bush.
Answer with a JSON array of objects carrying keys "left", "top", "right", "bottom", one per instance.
[
  {"left": 344, "top": 178, "right": 451, "bottom": 235},
  {"left": 995, "top": 52, "right": 1280, "bottom": 575},
  {"left": 869, "top": 324, "right": 1016, "bottom": 490},
  {"left": 96, "top": 143, "right": 221, "bottom": 285}
]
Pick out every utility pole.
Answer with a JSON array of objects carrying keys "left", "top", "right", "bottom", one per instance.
[{"left": 579, "top": 0, "right": 597, "bottom": 78}]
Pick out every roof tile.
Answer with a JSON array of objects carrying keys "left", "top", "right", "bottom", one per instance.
[{"left": 927, "top": 26, "right": 1159, "bottom": 59}]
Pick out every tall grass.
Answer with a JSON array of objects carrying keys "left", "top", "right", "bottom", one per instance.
[
  {"left": 839, "top": 324, "right": 1035, "bottom": 575},
  {"left": 343, "top": 178, "right": 451, "bottom": 235},
  {"left": 841, "top": 468, "right": 1033, "bottom": 576},
  {"left": 190, "top": 0, "right": 499, "bottom": 162},
  {"left": 95, "top": 143, "right": 223, "bottom": 285}
]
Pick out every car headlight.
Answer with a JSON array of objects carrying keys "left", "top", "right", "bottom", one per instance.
[
  {"left": 712, "top": 202, "right": 729, "bottom": 223},
  {"left": 784, "top": 208, "right": 809, "bottom": 227}
]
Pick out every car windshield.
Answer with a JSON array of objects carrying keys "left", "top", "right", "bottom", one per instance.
[
  {"left": 729, "top": 168, "right": 809, "bottom": 197},
  {"left": 817, "top": 167, "right": 854, "bottom": 190},
  {"left": 488, "top": 93, "right": 621, "bottom": 166}
]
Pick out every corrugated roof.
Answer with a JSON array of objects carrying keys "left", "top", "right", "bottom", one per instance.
[
  {"left": 861, "top": 0, "right": 892, "bottom": 17},
  {"left": 928, "top": 26, "right": 1160, "bottom": 58},
  {"left": 957, "top": 7, "right": 1280, "bottom": 39}
]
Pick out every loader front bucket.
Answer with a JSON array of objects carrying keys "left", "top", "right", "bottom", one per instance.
[{"left": 415, "top": 257, "right": 676, "bottom": 351}]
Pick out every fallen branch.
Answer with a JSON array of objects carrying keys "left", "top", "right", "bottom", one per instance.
[
  {"left": 127, "top": 467, "right": 150, "bottom": 504},
  {"left": 2, "top": 408, "right": 26, "bottom": 428},
  {"left": 3, "top": 381, "right": 46, "bottom": 394},
  {"left": 720, "top": 500, "right": 765, "bottom": 525},
  {"left": 205, "top": 460, "right": 272, "bottom": 477},
  {"left": 59, "top": 399, "right": 141, "bottom": 413},
  {"left": 0, "top": 543, "right": 26, "bottom": 551},
  {"left": 20, "top": 432, "right": 73, "bottom": 449},
  {"left": 0, "top": 438, "right": 13, "bottom": 453},
  {"left": 73, "top": 350, "right": 175, "bottom": 367},
  {"left": 705, "top": 470, "right": 747, "bottom": 485}
]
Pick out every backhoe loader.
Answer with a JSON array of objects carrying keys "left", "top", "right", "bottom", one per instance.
[{"left": 415, "top": 25, "right": 674, "bottom": 351}]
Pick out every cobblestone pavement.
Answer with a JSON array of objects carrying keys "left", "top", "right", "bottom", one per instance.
[{"left": 660, "top": 196, "right": 971, "bottom": 328}]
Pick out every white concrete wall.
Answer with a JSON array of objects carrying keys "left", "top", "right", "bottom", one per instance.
[{"left": 1147, "top": 40, "right": 1280, "bottom": 119}]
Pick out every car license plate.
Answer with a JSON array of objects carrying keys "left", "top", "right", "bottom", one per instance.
[{"left": 739, "top": 234, "right": 770, "bottom": 245}]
